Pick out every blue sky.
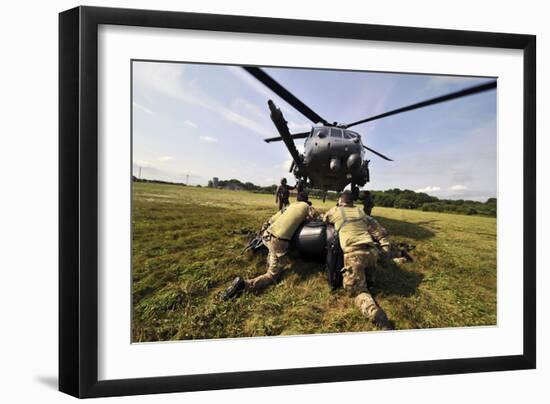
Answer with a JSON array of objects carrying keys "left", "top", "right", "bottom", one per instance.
[{"left": 132, "top": 61, "right": 496, "bottom": 201}]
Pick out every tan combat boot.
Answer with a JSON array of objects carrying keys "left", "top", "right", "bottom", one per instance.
[{"left": 355, "top": 292, "right": 394, "bottom": 330}]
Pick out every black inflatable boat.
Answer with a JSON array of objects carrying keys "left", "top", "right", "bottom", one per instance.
[{"left": 291, "top": 221, "right": 335, "bottom": 259}]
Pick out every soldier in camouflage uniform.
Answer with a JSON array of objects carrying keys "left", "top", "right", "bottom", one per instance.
[
  {"left": 223, "top": 191, "right": 320, "bottom": 298},
  {"left": 361, "top": 190, "right": 375, "bottom": 216},
  {"left": 275, "top": 177, "right": 295, "bottom": 211},
  {"left": 324, "top": 190, "right": 392, "bottom": 330}
]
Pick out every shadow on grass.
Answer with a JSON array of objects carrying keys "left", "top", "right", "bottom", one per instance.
[
  {"left": 286, "top": 255, "right": 423, "bottom": 299},
  {"left": 376, "top": 217, "right": 436, "bottom": 241},
  {"left": 371, "top": 260, "right": 424, "bottom": 298},
  {"left": 289, "top": 256, "right": 325, "bottom": 281}
]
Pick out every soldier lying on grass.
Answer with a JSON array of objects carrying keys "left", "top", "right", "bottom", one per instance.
[
  {"left": 324, "top": 190, "right": 393, "bottom": 330},
  {"left": 223, "top": 191, "right": 320, "bottom": 298},
  {"left": 223, "top": 190, "right": 411, "bottom": 331}
]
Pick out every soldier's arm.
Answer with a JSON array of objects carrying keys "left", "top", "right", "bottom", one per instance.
[
  {"left": 307, "top": 206, "right": 321, "bottom": 221},
  {"left": 366, "top": 216, "right": 391, "bottom": 247},
  {"left": 323, "top": 207, "right": 336, "bottom": 224},
  {"left": 275, "top": 186, "right": 280, "bottom": 203}
]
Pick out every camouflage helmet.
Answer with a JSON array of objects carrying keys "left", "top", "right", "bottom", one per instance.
[
  {"left": 339, "top": 190, "right": 354, "bottom": 205},
  {"left": 280, "top": 177, "right": 287, "bottom": 185}
]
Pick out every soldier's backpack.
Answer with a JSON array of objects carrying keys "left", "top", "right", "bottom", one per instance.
[
  {"left": 325, "top": 224, "right": 343, "bottom": 290},
  {"left": 324, "top": 207, "right": 370, "bottom": 290}
]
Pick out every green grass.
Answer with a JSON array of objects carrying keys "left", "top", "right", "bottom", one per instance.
[{"left": 132, "top": 182, "right": 496, "bottom": 342}]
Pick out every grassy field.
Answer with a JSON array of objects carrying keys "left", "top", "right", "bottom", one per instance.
[{"left": 132, "top": 182, "right": 497, "bottom": 342}]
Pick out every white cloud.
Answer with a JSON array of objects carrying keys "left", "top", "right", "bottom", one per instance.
[
  {"left": 226, "top": 66, "right": 276, "bottom": 101},
  {"left": 158, "top": 156, "right": 174, "bottom": 162},
  {"left": 415, "top": 186, "right": 441, "bottom": 193},
  {"left": 133, "top": 101, "right": 153, "bottom": 114},
  {"left": 225, "top": 65, "right": 312, "bottom": 124},
  {"left": 222, "top": 110, "right": 271, "bottom": 137},
  {"left": 231, "top": 97, "right": 266, "bottom": 120},
  {"left": 425, "top": 76, "right": 479, "bottom": 91},
  {"left": 134, "top": 159, "right": 155, "bottom": 168},
  {"left": 288, "top": 121, "right": 311, "bottom": 134},
  {"left": 450, "top": 184, "right": 468, "bottom": 191},
  {"left": 134, "top": 62, "right": 272, "bottom": 137},
  {"left": 199, "top": 136, "right": 217, "bottom": 143},
  {"left": 281, "top": 159, "right": 293, "bottom": 172},
  {"left": 184, "top": 120, "right": 197, "bottom": 128}
]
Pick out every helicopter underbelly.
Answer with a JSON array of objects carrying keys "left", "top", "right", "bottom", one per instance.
[{"left": 303, "top": 141, "right": 366, "bottom": 191}]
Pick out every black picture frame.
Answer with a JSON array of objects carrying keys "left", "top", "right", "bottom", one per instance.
[{"left": 59, "top": 5, "right": 536, "bottom": 398}]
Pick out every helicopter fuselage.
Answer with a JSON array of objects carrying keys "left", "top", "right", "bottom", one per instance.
[{"left": 300, "top": 126, "right": 369, "bottom": 192}]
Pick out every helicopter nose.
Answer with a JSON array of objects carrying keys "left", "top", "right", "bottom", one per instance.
[
  {"left": 347, "top": 153, "right": 362, "bottom": 171},
  {"left": 329, "top": 157, "right": 341, "bottom": 172}
]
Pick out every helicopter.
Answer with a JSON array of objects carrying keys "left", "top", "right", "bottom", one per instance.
[{"left": 242, "top": 66, "right": 497, "bottom": 201}]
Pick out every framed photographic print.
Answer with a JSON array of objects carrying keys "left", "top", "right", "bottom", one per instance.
[{"left": 59, "top": 6, "right": 536, "bottom": 398}]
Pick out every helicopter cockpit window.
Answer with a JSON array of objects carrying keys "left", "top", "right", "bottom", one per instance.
[
  {"left": 343, "top": 131, "right": 358, "bottom": 139},
  {"left": 330, "top": 128, "right": 343, "bottom": 138},
  {"left": 315, "top": 128, "right": 328, "bottom": 138}
]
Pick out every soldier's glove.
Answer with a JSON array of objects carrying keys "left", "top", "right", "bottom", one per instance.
[
  {"left": 392, "top": 257, "right": 409, "bottom": 264},
  {"left": 221, "top": 277, "right": 246, "bottom": 300},
  {"left": 380, "top": 244, "right": 393, "bottom": 260},
  {"left": 395, "top": 243, "right": 415, "bottom": 263},
  {"left": 379, "top": 244, "right": 396, "bottom": 267}
]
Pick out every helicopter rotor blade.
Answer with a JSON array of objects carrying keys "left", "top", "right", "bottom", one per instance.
[
  {"left": 344, "top": 80, "right": 497, "bottom": 129},
  {"left": 242, "top": 66, "right": 329, "bottom": 125},
  {"left": 264, "top": 131, "right": 310, "bottom": 143},
  {"left": 362, "top": 145, "right": 393, "bottom": 161},
  {"left": 268, "top": 100, "right": 307, "bottom": 175}
]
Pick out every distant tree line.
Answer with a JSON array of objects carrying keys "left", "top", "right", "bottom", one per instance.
[
  {"left": 133, "top": 176, "right": 193, "bottom": 187},
  {"left": 370, "top": 189, "right": 496, "bottom": 217},
  {"left": 208, "top": 178, "right": 497, "bottom": 217},
  {"left": 207, "top": 178, "right": 276, "bottom": 194}
]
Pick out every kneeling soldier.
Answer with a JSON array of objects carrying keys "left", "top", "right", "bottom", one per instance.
[
  {"left": 324, "top": 190, "right": 392, "bottom": 330},
  {"left": 223, "top": 192, "right": 320, "bottom": 298}
]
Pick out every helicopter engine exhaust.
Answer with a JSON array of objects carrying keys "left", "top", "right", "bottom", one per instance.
[
  {"left": 346, "top": 153, "right": 362, "bottom": 171},
  {"left": 329, "top": 157, "right": 341, "bottom": 172}
]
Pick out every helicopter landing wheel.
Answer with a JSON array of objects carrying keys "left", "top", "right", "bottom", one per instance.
[
  {"left": 296, "top": 178, "right": 306, "bottom": 193},
  {"left": 351, "top": 184, "right": 360, "bottom": 201}
]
